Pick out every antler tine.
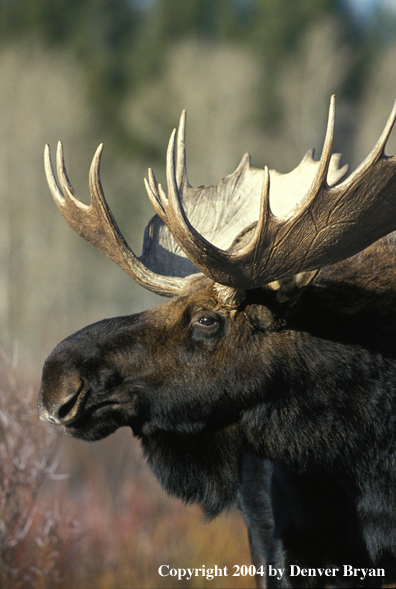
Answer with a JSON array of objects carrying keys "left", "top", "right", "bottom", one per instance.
[
  {"left": 341, "top": 98, "right": 396, "bottom": 190},
  {"left": 378, "top": 98, "right": 396, "bottom": 154},
  {"left": 44, "top": 143, "right": 64, "bottom": 207},
  {"left": 164, "top": 123, "right": 236, "bottom": 283},
  {"left": 45, "top": 142, "right": 86, "bottom": 216},
  {"left": 231, "top": 166, "right": 272, "bottom": 271},
  {"left": 88, "top": 143, "right": 106, "bottom": 207},
  {"left": 166, "top": 128, "right": 189, "bottom": 235},
  {"left": 88, "top": 143, "right": 128, "bottom": 245},
  {"left": 303, "top": 95, "right": 336, "bottom": 203},
  {"left": 176, "top": 109, "right": 189, "bottom": 189},
  {"left": 144, "top": 113, "right": 190, "bottom": 223},
  {"left": 144, "top": 166, "right": 169, "bottom": 225},
  {"left": 56, "top": 141, "right": 90, "bottom": 211},
  {"left": 45, "top": 143, "right": 186, "bottom": 297},
  {"left": 254, "top": 165, "right": 272, "bottom": 248}
]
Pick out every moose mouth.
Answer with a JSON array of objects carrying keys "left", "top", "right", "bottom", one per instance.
[
  {"left": 61, "top": 399, "right": 134, "bottom": 441},
  {"left": 61, "top": 399, "right": 118, "bottom": 430},
  {"left": 39, "top": 374, "right": 141, "bottom": 441}
]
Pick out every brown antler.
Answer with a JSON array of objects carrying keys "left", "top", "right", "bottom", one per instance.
[
  {"left": 44, "top": 142, "right": 186, "bottom": 297},
  {"left": 46, "top": 97, "right": 396, "bottom": 302},
  {"left": 145, "top": 96, "right": 396, "bottom": 290}
]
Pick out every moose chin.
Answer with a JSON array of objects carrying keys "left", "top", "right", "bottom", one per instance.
[{"left": 38, "top": 96, "right": 396, "bottom": 588}]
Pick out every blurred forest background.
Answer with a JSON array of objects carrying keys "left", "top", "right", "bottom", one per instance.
[{"left": 1, "top": 0, "right": 396, "bottom": 587}]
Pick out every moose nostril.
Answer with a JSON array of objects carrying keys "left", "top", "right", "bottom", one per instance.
[
  {"left": 58, "top": 393, "right": 78, "bottom": 420},
  {"left": 57, "top": 382, "right": 84, "bottom": 422}
]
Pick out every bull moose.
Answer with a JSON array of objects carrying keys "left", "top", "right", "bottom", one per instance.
[{"left": 38, "top": 96, "right": 396, "bottom": 588}]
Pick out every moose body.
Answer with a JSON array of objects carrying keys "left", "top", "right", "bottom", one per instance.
[
  {"left": 238, "top": 241, "right": 396, "bottom": 588},
  {"left": 39, "top": 98, "right": 396, "bottom": 588}
]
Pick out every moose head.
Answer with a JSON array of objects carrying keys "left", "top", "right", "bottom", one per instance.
[{"left": 38, "top": 96, "right": 396, "bottom": 529}]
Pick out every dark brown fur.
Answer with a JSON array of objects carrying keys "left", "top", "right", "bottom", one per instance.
[{"left": 39, "top": 236, "right": 396, "bottom": 588}]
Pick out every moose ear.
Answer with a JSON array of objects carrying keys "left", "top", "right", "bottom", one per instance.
[{"left": 265, "top": 270, "right": 319, "bottom": 304}]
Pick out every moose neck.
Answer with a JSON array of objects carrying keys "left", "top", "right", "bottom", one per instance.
[
  {"left": 242, "top": 250, "right": 396, "bottom": 475},
  {"left": 247, "top": 333, "right": 392, "bottom": 464}
]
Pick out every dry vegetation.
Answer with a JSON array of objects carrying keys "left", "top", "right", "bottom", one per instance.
[
  {"left": 0, "top": 347, "right": 64, "bottom": 588},
  {"left": 0, "top": 346, "right": 253, "bottom": 589}
]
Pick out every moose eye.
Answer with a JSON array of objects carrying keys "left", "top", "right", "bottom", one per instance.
[
  {"left": 191, "top": 312, "right": 219, "bottom": 331},
  {"left": 198, "top": 315, "right": 216, "bottom": 327}
]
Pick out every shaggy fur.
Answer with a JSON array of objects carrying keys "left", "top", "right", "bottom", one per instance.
[{"left": 39, "top": 235, "right": 396, "bottom": 588}]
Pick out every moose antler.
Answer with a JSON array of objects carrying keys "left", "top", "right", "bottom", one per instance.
[
  {"left": 145, "top": 96, "right": 396, "bottom": 290},
  {"left": 44, "top": 142, "right": 186, "bottom": 296},
  {"left": 45, "top": 96, "right": 396, "bottom": 302}
]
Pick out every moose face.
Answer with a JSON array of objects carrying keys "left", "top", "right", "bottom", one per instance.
[
  {"left": 39, "top": 278, "right": 284, "bottom": 517},
  {"left": 38, "top": 278, "right": 279, "bottom": 444}
]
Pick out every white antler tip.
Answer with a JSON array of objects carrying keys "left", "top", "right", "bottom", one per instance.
[
  {"left": 92, "top": 142, "right": 103, "bottom": 161},
  {"left": 263, "top": 165, "right": 270, "bottom": 193},
  {"left": 43, "top": 142, "right": 66, "bottom": 205},
  {"left": 44, "top": 143, "right": 51, "bottom": 162},
  {"left": 91, "top": 144, "right": 104, "bottom": 174},
  {"left": 302, "top": 148, "right": 315, "bottom": 162},
  {"left": 55, "top": 142, "right": 66, "bottom": 176},
  {"left": 96, "top": 143, "right": 104, "bottom": 155},
  {"left": 177, "top": 110, "right": 186, "bottom": 133},
  {"left": 328, "top": 96, "right": 336, "bottom": 122},
  {"left": 147, "top": 168, "right": 158, "bottom": 192},
  {"left": 170, "top": 127, "right": 177, "bottom": 143}
]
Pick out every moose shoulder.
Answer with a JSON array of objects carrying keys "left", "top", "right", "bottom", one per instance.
[{"left": 39, "top": 97, "right": 396, "bottom": 588}]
